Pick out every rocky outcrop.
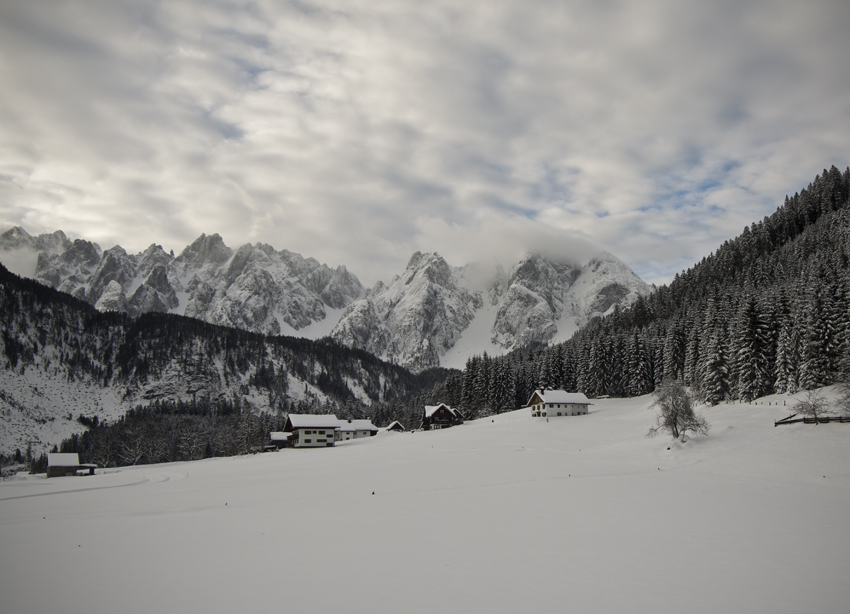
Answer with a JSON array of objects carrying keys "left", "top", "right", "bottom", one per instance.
[{"left": 1, "top": 227, "right": 651, "bottom": 372}]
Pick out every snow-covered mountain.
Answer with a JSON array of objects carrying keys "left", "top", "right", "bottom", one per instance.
[
  {"left": 1, "top": 227, "right": 651, "bottom": 371},
  {"left": 0, "top": 228, "right": 365, "bottom": 337},
  {"left": 332, "top": 251, "right": 652, "bottom": 371}
]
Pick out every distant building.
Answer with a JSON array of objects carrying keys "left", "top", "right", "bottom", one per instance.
[
  {"left": 421, "top": 403, "right": 464, "bottom": 430},
  {"left": 385, "top": 420, "right": 405, "bottom": 432},
  {"left": 46, "top": 453, "right": 96, "bottom": 478},
  {"left": 269, "top": 432, "right": 292, "bottom": 449},
  {"left": 282, "top": 414, "right": 341, "bottom": 448},
  {"left": 526, "top": 390, "right": 591, "bottom": 417},
  {"left": 273, "top": 415, "right": 379, "bottom": 447},
  {"left": 336, "top": 419, "right": 379, "bottom": 441}
]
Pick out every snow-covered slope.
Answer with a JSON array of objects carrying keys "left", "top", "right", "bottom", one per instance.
[
  {"left": 332, "top": 252, "right": 483, "bottom": 372},
  {"left": 1, "top": 227, "right": 651, "bottom": 371},
  {"left": 3, "top": 391, "right": 847, "bottom": 614},
  {"left": 333, "top": 251, "right": 651, "bottom": 371},
  {"left": 1, "top": 228, "right": 365, "bottom": 336}
]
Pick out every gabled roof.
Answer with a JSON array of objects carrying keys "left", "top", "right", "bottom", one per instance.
[
  {"left": 385, "top": 420, "right": 405, "bottom": 431},
  {"left": 338, "top": 419, "right": 378, "bottom": 432},
  {"left": 527, "top": 390, "right": 592, "bottom": 406},
  {"left": 424, "top": 403, "right": 458, "bottom": 418},
  {"left": 47, "top": 453, "right": 80, "bottom": 467},
  {"left": 284, "top": 414, "right": 342, "bottom": 430}
]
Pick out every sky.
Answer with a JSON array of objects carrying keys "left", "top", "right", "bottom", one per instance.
[{"left": 1, "top": 0, "right": 848, "bottom": 287}]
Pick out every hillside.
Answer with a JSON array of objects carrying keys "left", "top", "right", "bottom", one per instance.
[
  {"left": 454, "top": 166, "right": 850, "bottom": 417},
  {"left": 0, "top": 228, "right": 651, "bottom": 371},
  {"left": 0, "top": 264, "right": 447, "bottom": 455},
  {"left": 2, "top": 392, "right": 848, "bottom": 613}
]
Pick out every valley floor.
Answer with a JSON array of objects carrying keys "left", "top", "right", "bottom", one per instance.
[{"left": 2, "top": 392, "right": 849, "bottom": 614}]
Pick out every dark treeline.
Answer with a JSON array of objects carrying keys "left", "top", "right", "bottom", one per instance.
[
  {"left": 1, "top": 262, "right": 454, "bottom": 469},
  {"left": 456, "top": 166, "right": 850, "bottom": 418},
  {"left": 57, "top": 398, "right": 281, "bottom": 466}
]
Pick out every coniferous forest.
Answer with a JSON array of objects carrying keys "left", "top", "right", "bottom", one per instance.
[
  {"left": 455, "top": 166, "right": 850, "bottom": 419},
  {"left": 0, "top": 264, "right": 454, "bottom": 468},
  {"left": 2, "top": 166, "right": 849, "bottom": 470}
]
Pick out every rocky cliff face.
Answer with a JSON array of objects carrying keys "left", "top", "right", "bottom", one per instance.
[
  {"left": 1, "top": 228, "right": 365, "bottom": 336},
  {"left": 1, "top": 227, "right": 651, "bottom": 372},
  {"left": 330, "top": 250, "right": 652, "bottom": 371},
  {"left": 332, "top": 252, "right": 482, "bottom": 372}
]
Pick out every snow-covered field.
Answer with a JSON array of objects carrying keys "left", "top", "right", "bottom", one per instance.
[{"left": 2, "top": 392, "right": 848, "bottom": 614}]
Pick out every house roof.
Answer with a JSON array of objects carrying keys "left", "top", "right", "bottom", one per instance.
[
  {"left": 285, "top": 414, "right": 342, "bottom": 430},
  {"left": 338, "top": 419, "right": 378, "bottom": 432},
  {"left": 385, "top": 421, "right": 405, "bottom": 431},
  {"left": 528, "top": 390, "right": 592, "bottom": 405},
  {"left": 269, "top": 431, "right": 294, "bottom": 441},
  {"left": 47, "top": 453, "right": 80, "bottom": 467},
  {"left": 424, "top": 404, "right": 457, "bottom": 418}
]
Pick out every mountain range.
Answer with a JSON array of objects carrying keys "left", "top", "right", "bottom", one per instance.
[{"left": 0, "top": 227, "right": 651, "bottom": 372}]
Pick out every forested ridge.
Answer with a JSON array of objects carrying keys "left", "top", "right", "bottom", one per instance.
[
  {"left": 455, "top": 165, "right": 850, "bottom": 418},
  {"left": 3, "top": 166, "right": 849, "bottom": 469},
  {"left": 0, "top": 263, "right": 453, "bottom": 467}
]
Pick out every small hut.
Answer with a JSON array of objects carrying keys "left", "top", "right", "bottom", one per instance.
[{"left": 46, "top": 453, "right": 96, "bottom": 478}]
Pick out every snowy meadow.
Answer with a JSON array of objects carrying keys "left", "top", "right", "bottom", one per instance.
[{"left": 2, "top": 392, "right": 848, "bottom": 614}]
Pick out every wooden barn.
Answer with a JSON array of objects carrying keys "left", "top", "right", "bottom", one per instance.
[
  {"left": 46, "top": 453, "right": 96, "bottom": 478},
  {"left": 421, "top": 403, "right": 464, "bottom": 430},
  {"left": 385, "top": 420, "right": 405, "bottom": 432},
  {"left": 526, "top": 390, "right": 592, "bottom": 417}
]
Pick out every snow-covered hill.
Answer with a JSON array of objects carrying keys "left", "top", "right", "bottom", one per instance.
[
  {"left": 2, "top": 391, "right": 847, "bottom": 614},
  {"left": 332, "top": 251, "right": 651, "bottom": 371},
  {"left": 1, "top": 227, "right": 651, "bottom": 371}
]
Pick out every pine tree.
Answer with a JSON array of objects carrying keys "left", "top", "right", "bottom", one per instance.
[
  {"left": 735, "top": 296, "right": 771, "bottom": 402},
  {"left": 700, "top": 328, "right": 730, "bottom": 405}
]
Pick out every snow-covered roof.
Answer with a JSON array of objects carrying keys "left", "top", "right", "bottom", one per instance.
[
  {"left": 529, "top": 390, "right": 592, "bottom": 405},
  {"left": 47, "top": 453, "right": 80, "bottom": 466},
  {"left": 385, "top": 421, "right": 405, "bottom": 431},
  {"left": 269, "top": 432, "right": 294, "bottom": 441},
  {"left": 285, "top": 414, "right": 342, "bottom": 429},
  {"left": 424, "top": 404, "right": 457, "bottom": 418},
  {"left": 338, "top": 419, "right": 378, "bottom": 432}
]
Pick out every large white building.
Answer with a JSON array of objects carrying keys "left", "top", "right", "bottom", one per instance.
[
  {"left": 274, "top": 415, "right": 380, "bottom": 448},
  {"left": 281, "top": 414, "right": 342, "bottom": 448},
  {"left": 526, "top": 390, "right": 592, "bottom": 417}
]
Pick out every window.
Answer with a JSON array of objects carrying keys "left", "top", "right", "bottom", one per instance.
[
  {"left": 557, "top": 412, "right": 562, "bottom": 416},
  {"left": 305, "top": 439, "right": 312, "bottom": 443}
]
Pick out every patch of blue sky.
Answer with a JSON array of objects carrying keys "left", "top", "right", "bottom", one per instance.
[
  {"left": 486, "top": 196, "right": 536, "bottom": 219},
  {"left": 203, "top": 112, "right": 243, "bottom": 140},
  {"left": 530, "top": 165, "right": 573, "bottom": 203}
]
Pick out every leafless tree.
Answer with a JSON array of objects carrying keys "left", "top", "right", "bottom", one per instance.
[
  {"left": 793, "top": 389, "right": 831, "bottom": 423},
  {"left": 647, "top": 379, "right": 710, "bottom": 441}
]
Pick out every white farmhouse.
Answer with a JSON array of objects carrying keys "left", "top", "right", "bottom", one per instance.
[
  {"left": 283, "top": 414, "right": 341, "bottom": 448},
  {"left": 335, "top": 419, "right": 379, "bottom": 441},
  {"left": 527, "top": 390, "right": 592, "bottom": 417}
]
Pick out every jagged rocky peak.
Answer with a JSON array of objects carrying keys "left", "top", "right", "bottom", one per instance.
[
  {"left": 332, "top": 251, "right": 483, "bottom": 372},
  {"left": 0, "top": 226, "right": 34, "bottom": 249},
  {"left": 95, "top": 280, "right": 129, "bottom": 313},
  {"left": 403, "top": 251, "right": 451, "bottom": 286},
  {"left": 176, "top": 233, "right": 233, "bottom": 267},
  {"left": 0, "top": 226, "right": 653, "bottom": 371},
  {"left": 1, "top": 227, "right": 68, "bottom": 253}
]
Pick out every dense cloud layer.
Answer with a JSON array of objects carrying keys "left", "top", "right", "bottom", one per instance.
[{"left": 1, "top": 0, "right": 848, "bottom": 285}]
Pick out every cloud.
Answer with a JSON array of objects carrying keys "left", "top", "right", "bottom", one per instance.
[{"left": 1, "top": 0, "right": 849, "bottom": 287}]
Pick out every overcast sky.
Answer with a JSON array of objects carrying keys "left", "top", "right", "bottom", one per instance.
[{"left": 1, "top": 0, "right": 848, "bottom": 287}]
